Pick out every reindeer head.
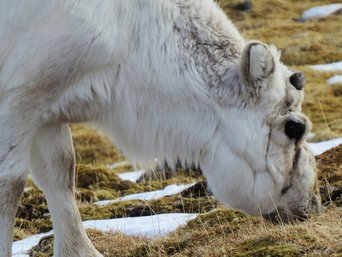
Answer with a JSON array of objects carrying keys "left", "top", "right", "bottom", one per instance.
[{"left": 202, "top": 41, "right": 322, "bottom": 222}]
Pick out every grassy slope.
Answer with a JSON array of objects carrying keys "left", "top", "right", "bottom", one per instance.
[{"left": 15, "top": 0, "right": 341, "bottom": 256}]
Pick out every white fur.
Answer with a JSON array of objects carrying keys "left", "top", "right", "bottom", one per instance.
[{"left": 0, "top": 1, "right": 320, "bottom": 256}]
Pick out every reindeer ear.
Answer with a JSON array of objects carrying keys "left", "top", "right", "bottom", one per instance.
[{"left": 240, "top": 41, "right": 275, "bottom": 92}]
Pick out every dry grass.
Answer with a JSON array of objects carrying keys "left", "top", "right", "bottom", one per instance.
[
  {"left": 72, "top": 207, "right": 342, "bottom": 257},
  {"left": 220, "top": 0, "right": 342, "bottom": 66},
  {"left": 15, "top": 0, "right": 342, "bottom": 256}
]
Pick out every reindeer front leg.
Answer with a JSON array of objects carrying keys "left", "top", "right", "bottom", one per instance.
[{"left": 30, "top": 124, "right": 102, "bottom": 257}]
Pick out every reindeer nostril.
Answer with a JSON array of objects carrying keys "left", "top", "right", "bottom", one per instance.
[{"left": 285, "top": 120, "right": 306, "bottom": 142}]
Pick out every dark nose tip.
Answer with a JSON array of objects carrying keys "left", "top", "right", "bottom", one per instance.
[
  {"left": 285, "top": 120, "right": 306, "bottom": 142},
  {"left": 290, "top": 72, "right": 305, "bottom": 90}
]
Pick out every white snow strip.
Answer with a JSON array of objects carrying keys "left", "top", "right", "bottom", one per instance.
[
  {"left": 107, "top": 161, "right": 131, "bottom": 169},
  {"left": 12, "top": 232, "right": 52, "bottom": 256},
  {"left": 117, "top": 170, "right": 146, "bottom": 182},
  {"left": 83, "top": 213, "right": 198, "bottom": 238},
  {"left": 308, "top": 138, "right": 342, "bottom": 156},
  {"left": 12, "top": 213, "right": 198, "bottom": 256},
  {"left": 310, "top": 61, "right": 342, "bottom": 72},
  {"left": 327, "top": 75, "right": 342, "bottom": 85},
  {"left": 302, "top": 4, "right": 342, "bottom": 20},
  {"left": 95, "top": 183, "right": 196, "bottom": 206}
]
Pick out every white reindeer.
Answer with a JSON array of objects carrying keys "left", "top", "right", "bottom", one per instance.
[{"left": 0, "top": 1, "right": 322, "bottom": 256}]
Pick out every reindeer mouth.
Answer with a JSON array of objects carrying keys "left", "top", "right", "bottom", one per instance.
[
  {"left": 263, "top": 208, "right": 307, "bottom": 223},
  {"left": 263, "top": 191, "right": 323, "bottom": 224}
]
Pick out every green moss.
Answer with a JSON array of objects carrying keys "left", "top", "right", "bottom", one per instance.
[
  {"left": 76, "top": 163, "right": 141, "bottom": 201},
  {"left": 186, "top": 208, "right": 247, "bottom": 230},
  {"left": 76, "top": 164, "right": 134, "bottom": 190},
  {"left": 234, "top": 237, "right": 302, "bottom": 257},
  {"left": 296, "top": 232, "right": 317, "bottom": 244},
  {"left": 76, "top": 188, "right": 100, "bottom": 203},
  {"left": 29, "top": 235, "right": 54, "bottom": 257},
  {"left": 93, "top": 189, "right": 118, "bottom": 201},
  {"left": 79, "top": 204, "right": 113, "bottom": 220},
  {"left": 79, "top": 195, "right": 219, "bottom": 221},
  {"left": 130, "top": 237, "right": 192, "bottom": 257}
]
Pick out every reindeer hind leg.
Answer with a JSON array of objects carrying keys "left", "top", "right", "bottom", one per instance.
[{"left": 0, "top": 142, "right": 29, "bottom": 257}]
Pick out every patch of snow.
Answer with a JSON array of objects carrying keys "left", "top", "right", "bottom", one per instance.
[
  {"left": 302, "top": 4, "right": 342, "bottom": 20},
  {"left": 12, "top": 213, "right": 198, "bottom": 256},
  {"left": 310, "top": 61, "right": 342, "bottom": 72},
  {"left": 12, "top": 232, "right": 52, "bottom": 256},
  {"left": 95, "top": 183, "right": 196, "bottom": 206},
  {"left": 107, "top": 161, "right": 131, "bottom": 169},
  {"left": 117, "top": 170, "right": 146, "bottom": 182},
  {"left": 83, "top": 213, "right": 198, "bottom": 238},
  {"left": 308, "top": 138, "right": 342, "bottom": 156},
  {"left": 309, "top": 61, "right": 342, "bottom": 85},
  {"left": 327, "top": 75, "right": 342, "bottom": 85}
]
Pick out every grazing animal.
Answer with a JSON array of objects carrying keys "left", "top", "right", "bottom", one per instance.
[{"left": 0, "top": 0, "right": 322, "bottom": 256}]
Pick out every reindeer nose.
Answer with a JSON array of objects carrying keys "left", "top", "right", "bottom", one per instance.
[{"left": 285, "top": 120, "right": 306, "bottom": 142}]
